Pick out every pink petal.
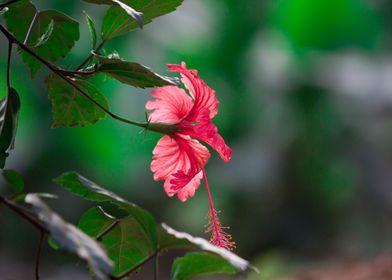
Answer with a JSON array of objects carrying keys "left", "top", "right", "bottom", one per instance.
[
  {"left": 167, "top": 63, "right": 219, "bottom": 122},
  {"left": 164, "top": 171, "right": 203, "bottom": 201},
  {"left": 146, "top": 85, "right": 193, "bottom": 123},
  {"left": 181, "top": 109, "right": 232, "bottom": 163},
  {"left": 151, "top": 135, "right": 210, "bottom": 201}
]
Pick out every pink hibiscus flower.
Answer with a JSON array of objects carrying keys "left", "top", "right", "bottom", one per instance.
[{"left": 146, "top": 62, "right": 234, "bottom": 250}]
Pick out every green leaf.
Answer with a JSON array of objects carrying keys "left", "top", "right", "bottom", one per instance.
[
  {"left": 45, "top": 74, "right": 108, "bottom": 127},
  {"left": 160, "top": 223, "right": 251, "bottom": 272},
  {"left": 79, "top": 207, "right": 156, "bottom": 276},
  {"left": 94, "top": 53, "right": 179, "bottom": 88},
  {"left": 101, "top": 0, "right": 184, "bottom": 40},
  {"left": 2, "top": 169, "right": 24, "bottom": 193},
  {"left": 4, "top": 2, "right": 79, "bottom": 77},
  {"left": 171, "top": 252, "right": 237, "bottom": 280},
  {"left": 54, "top": 172, "right": 157, "bottom": 248},
  {"left": 78, "top": 207, "right": 117, "bottom": 238},
  {"left": 0, "top": 88, "right": 21, "bottom": 168},
  {"left": 24, "top": 194, "right": 113, "bottom": 279},
  {"left": 31, "top": 19, "right": 54, "bottom": 48},
  {"left": 83, "top": 11, "right": 97, "bottom": 49},
  {"left": 84, "top": 0, "right": 143, "bottom": 29}
]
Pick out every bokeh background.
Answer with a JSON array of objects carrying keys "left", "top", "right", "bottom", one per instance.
[{"left": 2, "top": 0, "right": 392, "bottom": 279}]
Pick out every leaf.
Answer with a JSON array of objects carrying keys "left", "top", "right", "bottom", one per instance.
[
  {"left": 160, "top": 223, "right": 252, "bottom": 272},
  {"left": 94, "top": 53, "right": 179, "bottom": 88},
  {"left": 24, "top": 194, "right": 113, "bottom": 280},
  {"left": 45, "top": 74, "right": 108, "bottom": 127},
  {"left": 101, "top": 0, "right": 184, "bottom": 40},
  {"left": 83, "top": 11, "right": 97, "bottom": 49},
  {"left": 79, "top": 207, "right": 156, "bottom": 276},
  {"left": 2, "top": 169, "right": 24, "bottom": 193},
  {"left": 31, "top": 19, "right": 54, "bottom": 48},
  {"left": 78, "top": 207, "right": 117, "bottom": 239},
  {"left": 171, "top": 252, "right": 237, "bottom": 280},
  {"left": 0, "top": 88, "right": 21, "bottom": 168},
  {"left": 54, "top": 172, "right": 157, "bottom": 248},
  {"left": 83, "top": 0, "right": 143, "bottom": 29},
  {"left": 4, "top": 1, "right": 79, "bottom": 77}
]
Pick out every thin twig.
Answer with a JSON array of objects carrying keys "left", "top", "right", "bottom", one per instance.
[
  {"left": 6, "top": 41, "right": 12, "bottom": 90},
  {"left": 0, "top": 23, "right": 147, "bottom": 129},
  {"left": 0, "top": 196, "right": 49, "bottom": 233},
  {"left": 24, "top": 11, "right": 39, "bottom": 45},
  {"left": 96, "top": 220, "right": 119, "bottom": 241},
  {"left": 110, "top": 249, "right": 159, "bottom": 280},
  {"left": 35, "top": 230, "right": 45, "bottom": 280},
  {"left": 154, "top": 252, "right": 159, "bottom": 280},
  {"left": 57, "top": 68, "right": 97, "bottom": 78},
  {"left": 76, "top": 39, "right": 106, "bottom": 71},
  {"left": 0, "top": 0, "right": 22, "bottom": 9}
]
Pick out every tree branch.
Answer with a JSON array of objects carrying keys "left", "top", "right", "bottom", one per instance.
[{"left": 0, "top": 23, "right": 148, "bottom": 129}]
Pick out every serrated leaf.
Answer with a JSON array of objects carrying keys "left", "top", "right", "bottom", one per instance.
[
  {"left": 0, "top": 88, "right": 20, "bottom": 168},
  {"left": 4, "top": 2, "right": 79, "bottom": 77},
  {"left": 171, "top": 252, "right": 237, "bottom": 280},
  {"left": 161, "top": 223, "right": 251, "bottom": 272},
  {"left": 25, "top": 194, "right": 113, "bottom": 280},
  {"left": 94, "top": 53, "right": 178, "bottom": 88},
  {"left": 79, "top": 207, "right": 156, "bottom": 276},
  {"left": 31, "top": 19, "right": 54, "bottom": 48},
  {"left": 2, "top": 169, "right": 24, "bottom": 193},
  {"left": 45, "top": 74, "right": 108, "bottom": 127},
  {"left": 101, "top": 0, "right": 184, "bottom": 40},
  {"left": 54, "top": 172, "right": 157, "bottom": 248},
  {"left": 83, "top": 11, "right": 97, "bottom": 49}
]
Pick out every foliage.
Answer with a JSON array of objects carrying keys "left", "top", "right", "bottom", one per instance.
[{"left": 0, "top": 0, "right": 250, "bottom": 279}]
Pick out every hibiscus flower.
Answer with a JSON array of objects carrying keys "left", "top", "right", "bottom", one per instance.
[{"left": 146, "top": 62, "right": 234, "bottom": 250}]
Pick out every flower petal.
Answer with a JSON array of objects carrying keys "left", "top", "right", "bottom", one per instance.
[
  {"left": 164, "top": 171, "right": 203, "bottom": 202},
  {"left": 146, "top": 85, "right": 193, "bottom": 123},
  {"left": 150, "top": 135, "right": 210, "bottom": 201},
  {"left": 167, "top": 63, "right": 219, "bottom": 122},
  {"left": 181, "top": 109, "right": 232, "bottom": 163}
]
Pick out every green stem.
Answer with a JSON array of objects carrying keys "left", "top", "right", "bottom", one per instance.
[{"left": 76, "top": 39, "right": 106, "bottom": 71}]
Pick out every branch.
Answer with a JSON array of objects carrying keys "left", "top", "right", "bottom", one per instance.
[
  {"left": 0, "top": 195, "right": 49, "bottom": 234},
  {"left": 76, "top": 39, "right": 106, "bottom": 71},
  {"left": 0, "top": 0, "right": 22, "bottom": 10},
  {"left": 96, "top": 220, "right": 119, "bottom": 241},
  {"left": 6, "top": 41, "right": 12, "bottom": 90},
  {"left": 109, "top": 249, "right": 159, "bottom": 280},
  {"left": 0, "top": 24, "right": 147, "bottom": 129},
  {"left": 35, "top": 230, "right": 45, "bottom": 280}
]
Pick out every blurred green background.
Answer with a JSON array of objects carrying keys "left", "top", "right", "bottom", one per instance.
[{"left": 2, "top": 0, "right": 392, "bottom": 279}]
